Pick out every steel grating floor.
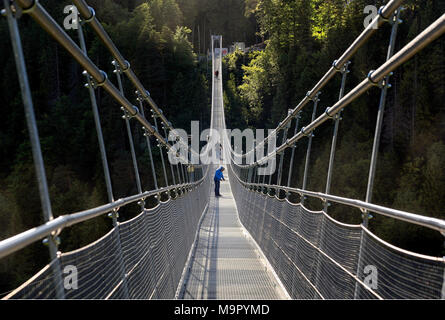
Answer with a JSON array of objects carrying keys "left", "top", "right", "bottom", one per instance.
[{"left": 180, "top": 178, "right": 289, "bottom": 299}]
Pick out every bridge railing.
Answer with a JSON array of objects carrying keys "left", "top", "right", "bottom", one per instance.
[
  {"left": 225, "top": 3, "right": 445, "bottom": 299},
  {"left": 0, "top": 0, "right": 210, "bottom": 299},
  {"left": 229, "top": 168, "right": 445, "bottom": 299}
]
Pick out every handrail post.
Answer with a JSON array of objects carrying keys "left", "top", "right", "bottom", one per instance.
[
  {"left": 286, "top": 111, "right": 301, "bottom": 199},
  {"left": 77, "top": 15, "right": 116, "bottom": 223},
  {"left": 276, "top": 111, "right": 292, "bottom": 196},
  {"left": 177, "top": 162, "right": 182, "bottom": 185},
  {"left": 324, "top": 61, "right": 351, "bottom": 212},
  {"left": 252, "top": 166, "right": 257, "bottom": 191},
  {"left": 3, "top": 0, "right": 65, "bottom": 299},
  {"left": 261, "top": 141, "right": 268, "bottom": 193},
  {"left": 364, "top": 8, "right": 402, "bottom": 227},
  {"left": 301, "top": 92, "right": 320, "bottom": 205},
  {"left": 137, "top": 91, "right": 159, "bottom": 191},
  {"left": 182, "top": 163, "right": 188, "bottom": 184},
  {"left": 113, "top": 61, "right": 144, "bottom": 209},
  {"left": 246, "top": 168, "right": 250, "bottom": 183}
]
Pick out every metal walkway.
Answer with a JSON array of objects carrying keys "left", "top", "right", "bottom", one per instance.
[
  {"left": 179, "top": 40, "right": 288, "bottom": 299},
  {"left": 180, "top": 177, "right": 288, "bottom": 299}
]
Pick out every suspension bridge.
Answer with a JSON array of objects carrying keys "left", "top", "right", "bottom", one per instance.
[{"left": 1, "top": 0, "right": 445, "bottom": 300}]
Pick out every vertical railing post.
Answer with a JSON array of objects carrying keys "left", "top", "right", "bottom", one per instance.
[
  {"left": 163, "top": 126, "right": 176, "bottom": 186},
  {"left": 276, "top": 111, "right": 291, "bottom": 196},
  {"left": 3, "top": 0, "right": 65, "bottom": 299},
  {"left": 182, "top": 163, "right": 188, "bottom": 184},
  {"left": 323, "top": 61, "right": 351, "bottom": 212},
  {"left": 77, "top": 16, "right": 116, "bottom": 222},
  {"left": 261, "top": 141, "right": 268, "bottom": 194},
  {"left": 301, "top": 92, "right": 320, "bottom": 205},
  {"left": 137, "top": 91, "right": 160, "bottom": 201},
  {"left": 75, "top": 10, "right": 129, "bottom": 299},
  {"left": 252, "top": 166, "right": 257, "bottom": 191},
  {"left": 113, "top": 61, "right": 144, "bottom": 208},
  {"left": 363, "top": 8, "right": 402, "bottom": 227},
  {"left": 286, "top": 111, "right": 301, "bottom": 199}
]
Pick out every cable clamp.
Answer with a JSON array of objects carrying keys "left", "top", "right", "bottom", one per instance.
[
  {"left": 296, "top": 110, "right": 302, "bottom": 120},
  {"left": 3, "top": 1, "right": 23, "bottom": 19},
  {"left": 121, "top": 60, "right": 131, "bottom": 73},
  {"left": 368, "top": 70, "right": 393, "bottom": 89},
  {"left": 82, "top": 6, "right": 95, "bottom": 23},
  {"left": 388, "top": 10, "right": 402, "bottom": 26},
  {"left": 142, "top": 126, "right": 152, "bottom": 137},
  {"left": 325, "top": 107, "right": 334, "bottom": 120},
  {"left": 332, "top": 60, "right": 341, "bottom": 72},
  {"left": 378, "top": 6, "right": 389, "bottom": 23},
  {"left": 20, "top": 0, "right": 37, "bottom": 14},
  {"left": 42, "top": 236, "right": 61, "bottom": 247},
  {"left": 121, "top": 105, "right": 138, "bottom": 119},
  {"left": 326, "top": 108, "right": 342, "bottom": 121},
  {"left": 341, "top": 61, "right": 351, "bottom": 74},
  {"left": 150, "top": 109, "right": 159, "bottom": 118},
  {"left": 307, "top": 91, "right": 321, "bottom": 102}
]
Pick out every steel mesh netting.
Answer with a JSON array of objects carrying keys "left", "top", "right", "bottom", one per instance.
[
  {"left": 229, "top": 169, "right": 445, "bottom": 299},
  {"left": 355, "top": 229, "right": 445, "bottom": 299},
  {"left": 6, "top": 176, "right": 210, "bottom": 299}
]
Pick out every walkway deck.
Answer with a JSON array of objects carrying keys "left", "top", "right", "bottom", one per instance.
[{"left": 180, "top": 178, "right": 288, "bottom": 299}]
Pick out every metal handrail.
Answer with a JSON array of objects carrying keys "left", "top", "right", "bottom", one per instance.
[
  {"left": 14, "top": 0, "right": 194, "bottom": 163},
  {"left": 231, "top": 169, "right": 445, "bottom": 236},
  {"left": 243, "top": 0, "right": 404, "bottom": 160}
]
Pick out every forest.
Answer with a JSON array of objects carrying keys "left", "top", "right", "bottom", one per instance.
[{"left": 0, "top": 0, "right": 444, "bottom": 296}]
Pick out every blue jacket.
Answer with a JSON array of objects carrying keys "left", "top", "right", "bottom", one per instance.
[{"left": 214, "top": 167, "right": 225, "bottom": 181}]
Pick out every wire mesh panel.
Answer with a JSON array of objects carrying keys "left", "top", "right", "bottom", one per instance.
[
  {"left": 229, "top": 171, "right": 445, "bottom": 299},
  {"left": 315, "top": 216, "right": 362, "bottom": 299},
  {"left": 120, "top": 204, "right": 161, "bottom": 299},
  {"left": 355, "top": 229, "right": 445, "bottom": 299}
]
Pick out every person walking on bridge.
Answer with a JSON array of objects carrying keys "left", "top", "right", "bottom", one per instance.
[{"left": 214, "top": 166, "right": 225, "bottom": 197}]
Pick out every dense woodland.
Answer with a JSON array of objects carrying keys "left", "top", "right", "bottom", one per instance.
[{"left": 0, "top": 0, "right": 444, "bottom": 296}]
